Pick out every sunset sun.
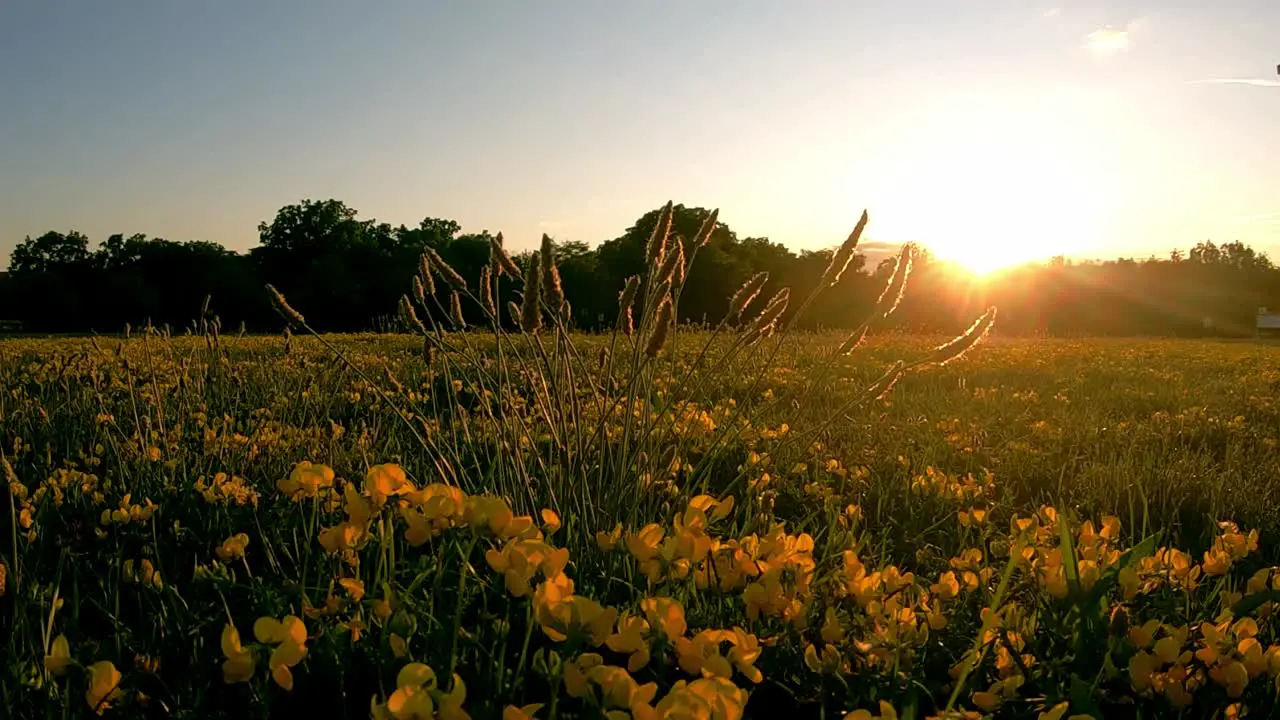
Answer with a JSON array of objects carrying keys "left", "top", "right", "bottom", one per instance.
[{"left": 876, "top": 113, "right": 1103, "bottom": 277}]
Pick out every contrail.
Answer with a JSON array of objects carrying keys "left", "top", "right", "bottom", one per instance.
[{"left": 1188, "top": 78, "right": 1280, "bottom": 87}]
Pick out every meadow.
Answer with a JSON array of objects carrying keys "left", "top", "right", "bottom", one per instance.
[{"left": 5, "top": 219, "right": 1280, "bottom": 719}]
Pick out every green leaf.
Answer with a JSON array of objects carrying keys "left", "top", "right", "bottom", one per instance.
[
  {"left": 1069, "top": 673, "right": 1103, "bottom": 717},
  {"left": 1058, "top": 510, "right": 1081, "bottom": 600},
  {"left": 1230, "top": 590, "right": 1280, "bottom": 618},
  {"left": 1086, "top": 532, "right": 1159, "bottom": 604}
]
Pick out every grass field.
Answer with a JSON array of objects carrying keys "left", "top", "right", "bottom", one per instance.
[{"left": 4, "top": 324, "right": 1280, "bottom": 719}]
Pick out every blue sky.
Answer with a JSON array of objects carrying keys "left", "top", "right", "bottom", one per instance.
[{"left": 2, "top": 1, "right": 1278, "bottom": 270}]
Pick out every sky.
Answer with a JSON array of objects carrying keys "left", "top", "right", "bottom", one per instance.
[{"left": 2, "top": 1, "right": 1279, "bottom": 272}]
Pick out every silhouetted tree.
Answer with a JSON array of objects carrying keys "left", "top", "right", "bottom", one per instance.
[{"left": 5, "top": 199, "right": 1279, "bottom": 337}]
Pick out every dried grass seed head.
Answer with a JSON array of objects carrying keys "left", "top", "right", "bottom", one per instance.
[
  {"left": 540, "top": 234, "right": 566, "bottom": 312},
  {"left": 644, "top": 294, "right": 674, "bottom": 357},
  {"left": 729, "top": 272, "right": 768, "bottom": 320},
  {"left": 425, "top": 246, "right": 467, "bottom": 290},
  {"left": 265, "top": 284, "right": 305, "bottom": 327},
  {"left": 821, "top": 210, "right": 869, "bottom": 287},
  {"left": 645, "top": 201, "right": 673, "bottom": 274},
  {"left": 520, "top": 253, "right": 542, "bottom": 332},
  {"left": 490, "top": 233, "right": 523, "bottom": 279}
]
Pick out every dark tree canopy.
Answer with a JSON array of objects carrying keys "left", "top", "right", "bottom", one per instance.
[{"left": 2, "top": 200, "right": 1278, "bottom": 336}]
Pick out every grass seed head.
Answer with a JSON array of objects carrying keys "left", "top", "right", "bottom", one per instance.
[
  {"left": 926, "top": 307, "right": 997, "bottom": 366},
  {"left": 658, "top": 236, "right": 686, "bottom": 288},
  {"left": 265, "top": 284, "right": 305, "bottom": 328},
  {"left": 645, "top": 294, "right": 674, "bottom": 357},
  {"left": 751, "top": 287, "right": 790, "bottom": 331},
  {"left": 425, "top": 247, "right": 467, "bottom": 291},
  {"left": 692, "top": 208, "right": 720, "bottom": 248},
  {"left": 874, "top": 244, "right": 914, "bottom": 319},
  {"left": 729, "top": 273, "right": 768, "bottom": 321},
  {"left": 480, "top": 266, "right": 496, "bottom": 317},
  {"left": 450, "top": 291, "right": 467, "bottom": 329},
  {"left": 418, "top": 254, "right": 437, "bottom": 297},
  {"left": 520, "top": 253, "right": 543, "bottom": 333},
  {"left": 836, "top": 323, "right": 870, "bottom": 355},
  {"left": 618, "top": 275, "right": 641, "bottom": 312},
  {"left": 398, "top": 295, "right": 426, "bottom": 334},
  {"left": 821, "top": 210, "right": 869, "bottom": 287},
  {"left": 412, "top": 275, "right": 427, "bottom": 306},
  {"left": 490, "top": 233, "right": 523, "bottom": 279},
  {"left": 540, "top": 234, "right": 566, "bottom": 313},
  {"left": 645, "top": 201, "right": 673, "bottom": 275}
]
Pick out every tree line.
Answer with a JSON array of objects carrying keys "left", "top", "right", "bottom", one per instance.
[{"left": 2, "top": 198, "right": 1277, "bottom": 336}]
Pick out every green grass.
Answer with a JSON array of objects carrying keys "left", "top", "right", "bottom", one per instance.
[{"left": 4, "top": 329, "right": 1280, "bottom": 719}]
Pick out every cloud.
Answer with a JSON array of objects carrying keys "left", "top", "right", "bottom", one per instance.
[
  {"left": 1084, "top": 27, "right": 1129, "bottom": 53},
  {"left": 1044, "top": 7, "right": 1060, "bottom": 18},
  {"left": 1189, "top": 78, "right": 1280, "bottom": 88},
  {"left": 1231, "top": 211, "right": 1280, "bottom": 226},
  {"left": 536, "top": 219, "right": 573, "bottom": 235}
]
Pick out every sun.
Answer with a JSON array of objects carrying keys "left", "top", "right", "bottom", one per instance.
[{"left": 874, "top": 114, "right": 1102, "bottom": 277}]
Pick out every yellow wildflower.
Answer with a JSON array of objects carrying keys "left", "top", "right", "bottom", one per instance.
[
  {"left": 85, "top": 660, "right": 123, "bottom": 715},
  {"left": 45, "top": 634, "right": 71, "bottom": 677},
  {"left": 220, "top": 624, "right": 256, "bottom": 684},
  {"left": 215, "top": 532, "right": 250, "bottom": 563},
  {"left": 595, "top": 523, "right": 623, "bottom": 552},
  {"left": 540, "top": 508, "right": 561, "bottom": 535},
  {"left": 277, "top": 460, "right": 335, "bottom": 499},
  {"left": 503, "top": 704, "right": 543, "bottom": 720}
]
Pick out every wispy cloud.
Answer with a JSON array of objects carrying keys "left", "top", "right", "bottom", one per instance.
[
  {"left": 1231, "top": 211, "right": 1280, "bottom": 226},
  {"left": 1189, "top": 78, "right": 1280, "bottom": 88},
  {"left": 1084, "top": 27, "right": 1129, "bottom": 53}
]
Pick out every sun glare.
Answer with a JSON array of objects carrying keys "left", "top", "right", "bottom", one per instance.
[
  {"left": 1085, "top": 27, "right": 1129, "bottom": 54},
  {"left": 874, "top": 113, "right": 1102, "bottom": 277}
]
